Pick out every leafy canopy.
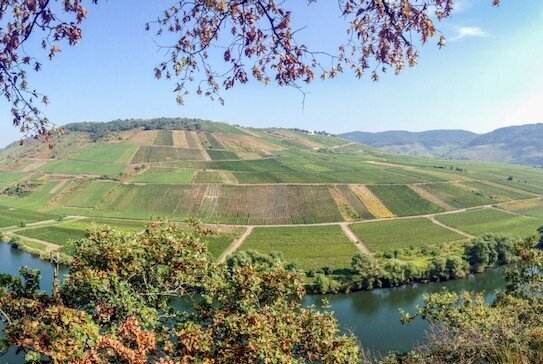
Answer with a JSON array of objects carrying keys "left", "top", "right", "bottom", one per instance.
[
  {"left": 1, "top": 0, "right": 499, "bottom": 140},
  {"left": 0, "top": 222, "right": 361, "bottom": 363}
]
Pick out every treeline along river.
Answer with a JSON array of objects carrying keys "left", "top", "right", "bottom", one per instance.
[{"left": 0, "top": 243, "right": 506, "bottom": 360}]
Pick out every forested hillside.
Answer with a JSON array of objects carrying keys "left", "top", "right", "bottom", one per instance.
[{"left": 341, "top": 123, "right": 543, "bottom": 166}]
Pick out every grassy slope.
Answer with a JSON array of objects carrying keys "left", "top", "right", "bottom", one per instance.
[
  {"left": 436, "top": 208, "right": 542, "bottom": 238},
  {"left": 349, "top": 218, "right": 465, "bottom": 252}
]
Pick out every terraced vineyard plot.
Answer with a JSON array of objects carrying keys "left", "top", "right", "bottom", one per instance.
[
  {"left": 0, "top": 205, "right": 56, "bottom": 227},
  {"left": 104, "top": 184, "right": 207, "bottom": 219},
  {"left": 414, "top": 183, "right": 495, "bottom": 209},
  {"left": 368, "top": 185, "right": 443, "bottom": 216},
  {"left": 0, "top": 172, "right": 27, "bottom": 189},
  {"left": 349, "top": 185, "right": 395, "bottom": 218},
  {"left": 209, "top": 185, "right": 343, "bottom": 225},
  {"left": 206, "top": 150, "right": 239, "bottom": 160},
  {"left": 185, "top": 131, "right": 203, "bottom": 149},
  {"left": 491, "top": 178, "right": 543, "bottom": 195},
  {"left": 172, "top": 131, "right": 189, "bottom": 147},
  {"left": 500, "top": 198, "right": 543, "bottom": 218},
  {"left": 329, "top": 185, "right": 374, "bottom": 220},
  {"left": 241, "top": 225, "right": 358, "bottom": 270},
  {"left": 17, "top": 218, "right": 147, "bottom": 254},
  {"left": 131, "top": 146, "right": 205, "bottom": 163},
  {"left": 436, "top": 208, "right": 542, "bottom": 237},
  {"left": 460, "top": 181, "right": 533, "bottom": 202},
  {"left": 203, "top": 132, "right": 226, "bottom": 149},
  {"left": 194, "top": 172, "right": 222, "bottom": 183},
  {"left": 58, "top": 180, "right": 116, "bottom": 208},
  {"left": 71, "top": 143, "right": 139, "bottom": 164},
  {"left": 349, "top": 218, "right": 465, "bottom": 252},
  {"left": 40, "top": 159, "right": 127, "bottom": 177},
  {"left": 129, "top": 169, "right": 195, "bottom": 183},
  {"left": 213, "top": 132, "right": 282, "bottom": 157},
  {"left": 196, "top": 159, "right": 292, "bottom": 172},
  {"left": 0, "top": 180, "right": 65, "bottom": 210},
  {"left": 153, "top": 130, "right": 174, "bottom": 146}
]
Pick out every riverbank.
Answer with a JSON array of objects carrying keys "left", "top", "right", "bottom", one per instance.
[{"left": 0, "top": 244, "right": 507, "bottom": 356}]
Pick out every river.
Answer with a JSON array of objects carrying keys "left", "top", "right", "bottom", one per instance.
[{"left": 0, "top": 243, "right": 506, "bottom": 361}]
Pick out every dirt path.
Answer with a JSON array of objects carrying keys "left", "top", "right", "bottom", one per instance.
[
  {"left": 218, "top": 226, "right": 254, "bottom": 263},
  {"left": 4, "top": 216, "right": 87, "bottom": 233},
  {"left": 427, "top": 216, "right": 474, "bottom": 239},
  {"left": 340, "top": 223, "right": 370, "bottom": 254}
]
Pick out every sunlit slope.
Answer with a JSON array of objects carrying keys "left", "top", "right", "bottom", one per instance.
[{"left": 0, "top": 118, "right": 542, "bottom": 225}]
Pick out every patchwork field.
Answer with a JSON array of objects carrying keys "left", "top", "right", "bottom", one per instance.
[
  {"left": 1, "top": 118, "right": 542, "bottom": 259},
  {"left": 241, "top": 225, "right": 359, "bottom": 270},
  {"left": 349, "top": 218, "right": 466, "bottom": 252}
]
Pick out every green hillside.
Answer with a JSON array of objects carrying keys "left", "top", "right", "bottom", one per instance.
[{"left": 1, "top": 118, "right": 542, "bottom": 270}]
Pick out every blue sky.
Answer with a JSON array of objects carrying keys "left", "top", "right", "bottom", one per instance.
[{"left": 1, "top": 0, "right": 542, "bottom": 146}]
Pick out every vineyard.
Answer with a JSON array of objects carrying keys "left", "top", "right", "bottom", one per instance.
[
  {"left": 241, "top": 225, "right": 358, "bottom": 270},
  {"left": 1, "top": 118, "right": 543, "bottom": 270},
  {"left": 349, "top": 218, "right": 465, "bottom": 252},
  {"left": 435, "top": 208, "right": 542, "bottom": 237}
]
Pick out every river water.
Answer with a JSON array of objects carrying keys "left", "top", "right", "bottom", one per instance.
[{"left": 0, "top": 243, "right": 506, "bottom": 361}]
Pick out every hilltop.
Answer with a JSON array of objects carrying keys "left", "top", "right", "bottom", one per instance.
[
  {"left": 340, "top": 123, "right": 543, "bottom": 166},
  {"left": 0, "top": 117, "right": 542, "bottom": 273}
]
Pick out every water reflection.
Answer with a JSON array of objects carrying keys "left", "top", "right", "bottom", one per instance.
[{"left": 0, "top": 243, "right": 506, "bottom": 359}]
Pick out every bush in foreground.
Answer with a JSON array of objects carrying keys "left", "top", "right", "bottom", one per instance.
[{"left": 0, "top": 222, "right": 361, "bottom": 363}]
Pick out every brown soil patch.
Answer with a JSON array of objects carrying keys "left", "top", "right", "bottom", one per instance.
[
  {"left": 126, "top": 130, "right": 158, "bottom": 145},
  {"left": 409, "top": 184, "right": 454, "bottom": 210},
  {"left": 349, "top": 185, "right": 395, "bottom": 218}
]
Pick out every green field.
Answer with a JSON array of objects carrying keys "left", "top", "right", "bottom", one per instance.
[
  {"left": 368, "top": 185, "right": 443, "bottom": 216},
  {"left": 436, "top": 208, "right": 542, "bottom": 238},
  {"left": 2, "top": 119, "right": 543, "bottom": 233},
  {"left": 500, "top": 199, "right": 543, "bottom": 218},
  {"left": 0, "top": 172, "right": 26, "bottom": 189},
  {"left": 72, "top": 143, "right": 138, "bottom": 164},
  {"left": 131, "top": 146, "right": 205, "bottom": 163},
  {"left": 241, "top": 225, "right": 358, "bottom": 270},
  {"left": 130, "top": 169, "right": 195, "bottom": 183},
  {"left": 413, "top": 183, "right": 495, "bottom": 208},
  {"left": 0, "top": 205, "right": 56, "bottom": 228},
  {"left": 349, "top": 218, "right": 465, "bottom": 252},
  {"left": 205, "top": 228, "right": 244, "bottom": 259},
  {"left": 40, "top": 159, "right": 127, "bottom": 176}
]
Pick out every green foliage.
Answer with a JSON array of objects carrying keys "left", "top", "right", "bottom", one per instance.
[
  {"left": 392, "top": 240, "right": 543, "bottom": 364},
  {"left": 1, "top": 181, "right": 38, "bottom": 197},
  {"left": 0, "top": 222, "right": 361, "bottom": 362}
]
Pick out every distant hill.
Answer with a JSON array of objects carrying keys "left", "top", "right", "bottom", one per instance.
[{"left": 340, "top": 123, "right": 543, "bottom": 166}]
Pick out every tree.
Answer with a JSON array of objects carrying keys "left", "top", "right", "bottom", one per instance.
[
  {"left": 1, "top": 0, "right": 500, "bottom": 140},
  {"left": 0, "top": 222, "right": 362, "bottom": 362},
  {"left": 351, "top": 253, "right": 385, "bottom": 290},
  {"left": 391, "top": 236, "right": 543, "bottom": 364}
]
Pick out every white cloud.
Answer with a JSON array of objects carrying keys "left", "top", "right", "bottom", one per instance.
[{"left": 450, "top": 27, "right": 488, "bottom": 41}]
